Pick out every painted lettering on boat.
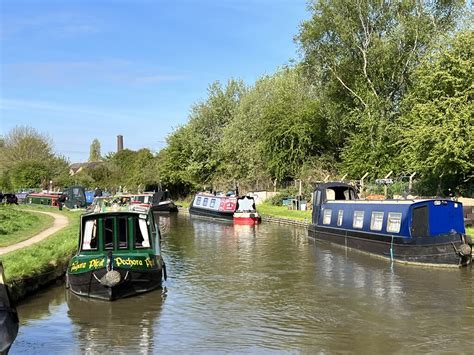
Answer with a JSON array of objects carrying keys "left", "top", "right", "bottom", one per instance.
[
  {"left": 89, "top": 258, "right": 104, "bottom": 269},
  {"left": 70, "top": 261, "right": 87, "bottom": 272},
  {"left": 114, "top": 256, "right": 155, "bottom": 268}
]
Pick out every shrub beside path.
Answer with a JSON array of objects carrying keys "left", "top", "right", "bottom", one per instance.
[{"left": 0, "top": 210, "right": 69, "bottom": 255}]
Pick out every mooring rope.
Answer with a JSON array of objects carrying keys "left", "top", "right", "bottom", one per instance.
[{"left": 390, "top": 235, "right": 395, "bottom": 262}]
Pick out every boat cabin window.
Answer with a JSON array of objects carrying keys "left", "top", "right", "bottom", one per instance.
[
  {"left": 134, "top": 218, "right": 151, "bottom": 248},
  {"left": 210, "top": 198, "right": 216, "bottom": 208},
  {"left": 326, "top": 189, "right": 336, "bottom": 201},
  {"left": 323, "top": 209, "right": 332, "bottom": 225},
  {"left": 104, "top": 218, "right": 114, "bottom": 249},
  {"left": 82, "top": 220, "right": 98, "bottom": 250},
  {"left": 117, "top": 217, "right": 128, "bottom": 249},
  {"left": 337, "top": 210, "right": 344, "bottom": 226},
  {"left": 370, "top": 212, "right": 384, "bottom": 231},
  {"left": 324, "top": 186, "right": 356, "bottom": 202},
  {"left": 353, "top": 211, "right": 364, "bottom": 229},
  {"left": 203, "top": 198, "right": 209, "bottom": 207},
  {"left": 196, "top": 197, "right": 202, "bottom": 205},
  {"left": 387, "top": 212, "right": 402, "bottom": 233}
]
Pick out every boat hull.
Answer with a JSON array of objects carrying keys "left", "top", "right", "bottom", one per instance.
[
  {"left": 152, "top": 201, "right": 179, "bottom": 213},
  {"left": 233, "top": 212, "right": 261, "bottom": 224},
  {"left": 189, "top": 206, "right": 234, "bottom": 220},
  {"left": 0, "top": 310, "right": 18, "bottom": 354},
  {"left": 68, "top": 268, "right": 163, "bottom": 301},
  {"left": 0, "top": 265, "right": 18, "bottom": 354},
  {"left": 308, "top": 224, "right": 472, "bottom": 267}
]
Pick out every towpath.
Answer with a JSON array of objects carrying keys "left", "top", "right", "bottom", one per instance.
[{"left": 0, "top": 210, "right": 69, "bottom": 255}]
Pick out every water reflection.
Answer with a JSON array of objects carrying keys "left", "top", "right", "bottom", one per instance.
[{"left": 66, "top": 290, "right": 165, "bottom": 354}]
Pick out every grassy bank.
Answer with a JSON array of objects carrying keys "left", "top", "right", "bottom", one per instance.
[
  {"left": 257, "top": 202, "right": 312, "bottom": 221},
  {"left": 1, "top": 206, "right": 79, "bottom": 283},
  {"left": 0, "top": 205, "right": 54, "bottom": 247}
]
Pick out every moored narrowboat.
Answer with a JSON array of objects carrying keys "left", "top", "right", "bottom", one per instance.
[
  {"left": 0, "top": 262, "right": 18, "bottom": 354},
  {"left": 131, "top": 191, "right": 178, "bottom": 213},
  {"left": 308, "top": 182, "right": 472, "bottom": 267},
  {"left": 189, "top": 192, "right": 237, "bottom": 220},
  {"left": 25, "top": 186, "right": 87, "bottom": 209},
  {"left": 66, "top": 197, "right": 165, "bottom": 301},
  {"left": 233, "top": 196, "right": 261, "bottom": 224}
]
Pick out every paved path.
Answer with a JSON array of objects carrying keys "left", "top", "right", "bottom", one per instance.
[{"left": 0, "top": 210, "right": 69, "bottom": 255}]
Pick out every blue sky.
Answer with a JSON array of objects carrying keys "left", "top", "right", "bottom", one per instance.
[{"left": 1, "top": 0, "right": 309, "bottom": 162}]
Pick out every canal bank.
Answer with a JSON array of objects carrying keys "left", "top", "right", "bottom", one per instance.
[{"left": 1, "top": 206, "right": 78, "bottom": 302}]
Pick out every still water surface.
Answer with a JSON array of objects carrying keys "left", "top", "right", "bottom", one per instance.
[{"left": 11, "top": 213, "right": 474, "bottom": 353}]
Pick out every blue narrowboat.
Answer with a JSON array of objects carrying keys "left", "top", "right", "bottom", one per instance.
[{"left": 308, "top": 182, "right": 472, "bottom": 267}]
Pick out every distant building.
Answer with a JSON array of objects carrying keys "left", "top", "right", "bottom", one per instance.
[{"left": 69, "top": 162, "right": 104, "bottom": 176}]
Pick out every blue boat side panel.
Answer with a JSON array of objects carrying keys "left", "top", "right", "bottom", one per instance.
[
  {"left": 421, "top": 201, "right": 465, "bottom": 235},
  {"left": 319, "top": 201, "right": 412, "bottom": 238}
]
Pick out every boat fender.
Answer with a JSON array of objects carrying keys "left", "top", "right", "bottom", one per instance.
[
  {"left": 458, "top": 243, "right": 472, "bottom": 257},
  {"left": 162, "top": 262, "right": 167, "bottom": 281},
  {"left": 93, "top": 270, "right": 121, "bottom": 288},
  {"left": 93, "top": 251, "right": 122, "bottom": 287}
]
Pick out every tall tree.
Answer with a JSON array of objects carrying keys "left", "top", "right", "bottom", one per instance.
[
  {"left": 297, "top": 0, "right": 464, "bottom": 178},
  {"left": 89, "top": 138, "right": 102, "bottom": 162},
  {"left": 0, "top": 126, "right": 66, "bottom": 189},
  {"left": 219, "top": 67, "right": 329, "bottom": 184},
  {"left": 0, "top": 126, "right": 54, "bottom": 169},
  {"left": 161, "top": 79, "right": 246, "bottom": 189},
  {"left": 397, "top": 30, "right": 474, "bottom": 192}
]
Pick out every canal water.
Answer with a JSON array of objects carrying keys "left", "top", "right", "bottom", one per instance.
[{"left": 11, "top": 213, "right": 473, "bottom": 353}]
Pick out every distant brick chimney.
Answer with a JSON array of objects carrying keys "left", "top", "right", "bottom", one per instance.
[{"left": 117, "top": 135, "right": 124, "bottom": 152}]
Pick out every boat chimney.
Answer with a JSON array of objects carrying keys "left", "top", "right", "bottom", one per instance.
[{"left": 117, "top": 135, "right": 124, "bottom": 152}]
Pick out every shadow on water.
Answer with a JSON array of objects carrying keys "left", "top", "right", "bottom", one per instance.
[{"left": 10, "top": 213, "right": 474, "bottom": 353}]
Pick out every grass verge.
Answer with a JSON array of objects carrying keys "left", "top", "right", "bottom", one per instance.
[
  {"left": 0, "top": 205, "right": 54, "bottom": 247},
  {"left": 176, "top": 199, "right": 191, "bottom": 208},
  {"left": 253, "top": 202, "right": 312, "bottom": 221},
  {"left": 1, "top": 206, "right": 80, "bottom": 282}
]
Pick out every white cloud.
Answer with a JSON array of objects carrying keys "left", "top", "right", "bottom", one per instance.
[{"left": 2, "top": 60, "right": 187, "bottom": 86}]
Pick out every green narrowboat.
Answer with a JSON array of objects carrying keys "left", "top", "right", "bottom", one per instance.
[
  {"left": 66, "top": 197, "right": 165, "bottom": 301},
  {"left": 25, "top": 186, "right": 87, "bottom": 209}
]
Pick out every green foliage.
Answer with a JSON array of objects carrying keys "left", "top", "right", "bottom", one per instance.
[
  {"left": 398, "top": 30, "right": 474, "bottom": 192},
  {"left": 160, "top": 79, "right": 246, "bottom": 190},
  {"left": 89, "top": 138, "right": 102, "bottom": 162},
  {"left": 104, "top": 148, "right": 160, "bottom": 191},
  {"left": 218, "top": 67, "right": 332, "bottom": 186},
  {"left": 9, "top": 160, "right": 51, "bottom": 190},
  {"left": 0, "top": 126, "right": 70, "bottom": 191},
  {"left": 297, "top": 0, "right": 464, "bottom": 179},
  {"left": 267, "top": 193, "right": 290, "bottom": 206}
]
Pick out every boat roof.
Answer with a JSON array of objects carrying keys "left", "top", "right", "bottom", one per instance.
[
  {"left": 86, "top": 195, "right": 151, "bottom": 215},
  {"left": 315, "top": 182, "right": 355, "bottom": 190}
]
